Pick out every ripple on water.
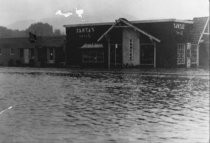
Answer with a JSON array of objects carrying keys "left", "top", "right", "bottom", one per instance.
[{"left": 0, "top": 70, "right": 209, "bottom": 143}]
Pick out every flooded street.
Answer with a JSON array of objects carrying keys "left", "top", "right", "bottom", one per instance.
[{"left": 0, "top": 68, "right": 209, "bottom": 143}]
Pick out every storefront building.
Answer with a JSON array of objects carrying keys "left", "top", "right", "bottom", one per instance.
[
  {"left": 64, "top": 18, "right": 203, "bottom": 68},
  {"left": 0, "top": 36, "right": 65, "bottom": 67},
  {"left": 0, "top": 17, "right": 208, "bottom": 68}
]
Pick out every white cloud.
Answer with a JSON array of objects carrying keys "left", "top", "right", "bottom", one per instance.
[
  {"left": 55, "top": 10, "right": 73, "bottom": 17},
  {"left": 75, "top": 8, "right": 84, "bottom": 18},
  {"left": 55, "top": 8, "right": 84, "bottom": 18}
]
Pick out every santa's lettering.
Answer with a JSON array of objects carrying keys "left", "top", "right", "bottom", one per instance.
[{"left": 76, "top": 27, "right": 95, "bottom": 33}]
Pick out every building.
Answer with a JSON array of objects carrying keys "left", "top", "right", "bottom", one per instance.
[
  {"left": 64, "top": 18, "right": 207, "bottom": 68},
  {"left": 0, "top": 17, "right": 209, "bottom": 69},
  {"left": 0, "top": 36, "right": 65, "bottom": 67},
  {"left": 190, "top": 17, "right": 209, "bottom": 68}
]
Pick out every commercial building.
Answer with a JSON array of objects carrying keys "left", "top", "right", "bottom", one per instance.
[
  {"left": 64, "top": 17, "right": 209, "bottom": 68},
  {"left": 0, "top": 36, "right": 65, "bottom": 67},
  {"left": 0, "top": 17, "right": 209, "bottom": 69}
]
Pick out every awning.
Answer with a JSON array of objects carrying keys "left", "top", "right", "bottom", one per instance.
[{"left": 81, "top": 43, "right": 103, "bottom": 49}]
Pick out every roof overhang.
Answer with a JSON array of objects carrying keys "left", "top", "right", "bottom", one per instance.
[
  {"left": 97, "top": 18, "right": 161, "bottom": 43},
  {"left": 81, "top": 43, "right": 103, "bottom": 49},
  {"left": 64, "top": 22, "right": 113, "bottom": 28},
  {"left": 132, "top": 19, "right": 193, "bottom": 24},
  {"left": 63, "top": 18, "right": 193, "bottom": 28}
]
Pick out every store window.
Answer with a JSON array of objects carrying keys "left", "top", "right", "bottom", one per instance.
[
  {"left": 177, "top": 43, "right": 185, "bottom": 65},
  {"left": 129, "top": 39, "right": 134, "bottom": 61},
  {"left": 191, "top": 44, "right": 198, "bottom": 64},
  {"left": 82, "top": 51, "right": 104, "bottom": 64},
  {"left": 30, "top": 48, "right": 34, "bottom": 58},
  {"left": 140, "top": 44, "right": 154, "bottom": 65},
  {"left": 19, "top": 49, "right": 23, "bottom": 57},
  {"left": 10, "top": 48, "right": 14, "bottom": 55}
]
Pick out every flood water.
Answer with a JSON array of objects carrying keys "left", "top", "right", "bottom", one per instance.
[{"left": 0, "top": 68, "right": 209, "bottom": 143}]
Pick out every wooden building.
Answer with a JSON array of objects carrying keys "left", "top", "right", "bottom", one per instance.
[
  {"left": 190, "top": 17, "right": 209, "bottom": 68},
  {"left": 64, "top": 18, "right": 197, "bottom": 68},
  {"left": 0, "top": 17, "right": 208, "bottom": 69},
  {"left": 0, "top": 36, "right": 65, "bottom": 67}
]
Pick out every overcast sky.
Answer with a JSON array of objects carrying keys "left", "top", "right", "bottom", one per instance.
[{"left": 0, "top": 0, "right": 209, "bottom": 26}]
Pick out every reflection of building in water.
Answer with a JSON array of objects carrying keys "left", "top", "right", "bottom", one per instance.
[{"left": 64, "top": 17, "right": 209, "bottom": 68}]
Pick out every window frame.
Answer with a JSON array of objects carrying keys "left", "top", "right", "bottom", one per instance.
[
  {"left": 19, "top": 48, "right": 24, "bottom": 58},
  {"left": 82, "top": 51, "right": 104, "bottom": 64},
  {"left": 129, "top": 39, "right": 134, "bottom": 61},
  {"left": 10, "top": 48, "right": 15, "bottom": 55},
  {"left": 177, "top": 43, "right": 186, "bottom": 65}
]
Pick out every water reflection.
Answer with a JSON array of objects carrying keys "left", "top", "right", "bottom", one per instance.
[{"left": 0, "top": 69, "right": 209, "bottom": 143}]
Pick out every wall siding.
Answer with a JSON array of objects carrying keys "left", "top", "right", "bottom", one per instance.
[{"left": 122, "top": 28, "right": 140, "bottom": 66}]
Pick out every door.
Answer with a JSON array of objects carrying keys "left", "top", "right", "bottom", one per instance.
[
  {"left": 140, "top": 44, "right": 154, "bottom": 65},
  {"left": 48, "top": 48, "right": 55, "bottom": 64},
  {"left": 110, "top": 44, "right": 122, "bottom": 67},
  {"left": 24, "top": 49, "right": 29, "bottom": 64}
]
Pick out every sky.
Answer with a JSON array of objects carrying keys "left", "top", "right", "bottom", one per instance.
[{"left": 0, "top": 0, "right": 209, "bottom": 27}]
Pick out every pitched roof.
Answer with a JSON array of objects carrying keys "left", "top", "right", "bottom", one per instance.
[
  {"left": 190, "top": 17, "right": 209, "bottom": 44},
  {"left": 97, "top": 18, "right": 161, "bottom": 43},
  {"left": 0, "top": 37, "right": 33, "bottom": 49},
  {"left": 35, "top": 36, "right": 65, "bottom": 47},
  {"left": 0, "top": 36, "right": 65, "bottom": 49}
]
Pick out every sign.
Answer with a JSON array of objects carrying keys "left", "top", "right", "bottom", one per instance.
[
  {"left": 76, "top": 27, "right": 95, "bottom": 33},
  {"left": 174, "top": 23, "right": 185, "bottom": 36},
  {"left": 76, "top": 27, "right": 95, "bottom": 39},
  {"left": 175, "top": 31, "right": 183, "bottom": 36},
  {"left": 174, "top": 23, "right": 185, "bottom": 29}
]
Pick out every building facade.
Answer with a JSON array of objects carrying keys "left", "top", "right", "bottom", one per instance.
[
  {"left": 0, "top": 36, "right": 65, "bottom": 67},
  {"left": 0, "top": 17, "right": 209, "bottom": 69},
  {"left": 64, "top": 18, "right": 205, "bottom": 68}
]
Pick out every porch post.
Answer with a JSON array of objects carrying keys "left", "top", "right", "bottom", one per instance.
[
  {"left": 197, "top": 45, "right": 199, "bottom": 67},
  {"left": 115, "top": 44, "right": 118, "bottom": 67},
  {"left": 154, "top": 41, "right": 156, "bottom": 68},
  {"left": 107, "top": 37, "right": 111, "bottom": 69}
]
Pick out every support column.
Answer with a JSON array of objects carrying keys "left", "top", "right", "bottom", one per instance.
[
  {"left": 197, "top": 45, "right": 199, "bottom": 67},
  {"left": 154, "top": 42, "right": 156, "bottom": 68},
  {"left": 115, "top": 44, "right": 118, "bottom": 67},
  {"left": 107, "top": 37, "right": 111, "bottom": 69}
]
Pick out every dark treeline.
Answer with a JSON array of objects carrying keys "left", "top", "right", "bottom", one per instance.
[{"left": 0, "top": 22, "right": 62, "bottom": 38}]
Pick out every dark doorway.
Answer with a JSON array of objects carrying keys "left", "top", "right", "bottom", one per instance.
[
  {"left": 140, "top": 44, "right": 154, "bottom": 65},
  {"left": 110, "top": 44, "right": 122, "bottom": 67}
]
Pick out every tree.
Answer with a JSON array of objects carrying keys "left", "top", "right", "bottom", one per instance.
[
  {"left": 26, "top": 22, "right": 53, "bottom": 36},
  {"left": 0, "top": 26, "right": 27, "bottom": 38},
  {"left": 54, "top": 29, "right": 61, "bottom": 36}
]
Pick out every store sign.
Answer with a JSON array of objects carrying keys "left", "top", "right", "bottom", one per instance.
[
  {"left": 76, "top": 27, "right": 95, "bottom": 39},
  {"left": 175, "top": 31, "right": 183, "bottom": 36},
  {"left": 76, "top": 27, "right": 95, "bottom": 33},
  {"left": 174, "top": 23, "right": 185, "bottom": 29}
]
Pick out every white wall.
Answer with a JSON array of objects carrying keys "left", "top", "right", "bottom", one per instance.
[{"left": 122, "top": 28, "right": 140, "bottom": 66}]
